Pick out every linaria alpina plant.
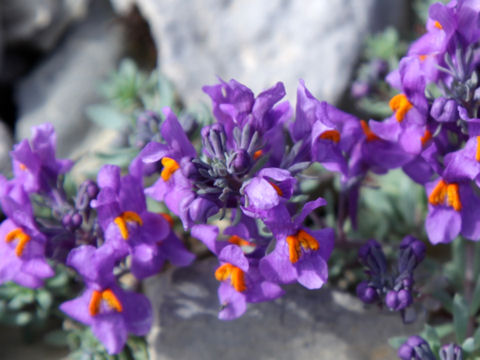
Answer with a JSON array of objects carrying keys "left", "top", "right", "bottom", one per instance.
[{"left": 4, "top": 1, "right": 480, "bottom": 358}]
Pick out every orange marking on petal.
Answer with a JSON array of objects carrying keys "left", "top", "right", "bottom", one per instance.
[
  {"left": 447, "top": 183, "right": 462, "bottom": 211},
  {"left": 231, "top": 267, "right": 246, "bottom": 292},
  {"left": 476, "top": 136, "right": 480, "bottom": 162},
  {"left": 215, "top": 263, "right": 232, "bottom": 282},
  {"left": 268, "top": 181, "right": 283, "bottom": 197},
  {"left": 389, "top": 94, "right": 413, "bottom": 122},
  {"left": 421, "top": 130, "right": 432, "bottom": 147},
  {"left": 434, "top": 21, "right": 443, "bottom": 30},
  {"left": 428, "top": 179, "right": 448, "bottom": 206},
  {"left": 102, "top": 289, "right": 123, "bottom": 313},
  {"left": 19, "top": 163, "right": 27, "bottom": 171},
  {"left": 428, "top": 179, "right": 462, "bottom": 211},
  {"left": 286, "top": 235, "right": 301, "bottom": 264},
  {"left": 253, "top": 150, "right": 263, "bottom": 160},
  {"left": 228, "top": 235, "right": 254, "bottom": 247},
  {"left": 5, "top": 228, "right": 31, "bottom": 257},
  {"left": 419, "top": 55, "right": 427, "bottom": 61},
  {"left": 215, "top": 263, "right": 246, "bottom": 292},
  {"left": 114, "top": 217, "right": 129, "bottom": 240},
  {"left": 297, "top": 229, "right": 319, "bottom": 251},
  {"left": 160, "top": 157, "right": 180, "bottom": 181},
  {"left": 89, "top": 290, "right": 102, "bottom": 316},
  {"left": 160, "top": 213, "right": 174, "bottom": 228},
  {"left": 319, "top": 129, "right": 341, "bottom": 144},
  {"left": 360, "top": 120, "right": 380, "bottom": 142},
  {"left": 287, "top": 230, "right": 320, "bottom": 264},
  {"left": 114, "top": 211, "right": 143, "bottom": 240}
]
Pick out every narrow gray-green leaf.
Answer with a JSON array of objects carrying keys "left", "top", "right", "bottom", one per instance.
[
  {"left": 453, "top": 293, "right": 469, "bottom": 343},
  {"left": 470, "top": 276, "right": 480, "bottom": 316}
]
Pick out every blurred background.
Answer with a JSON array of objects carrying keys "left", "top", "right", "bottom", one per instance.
[{"left": 0, "top": 0, "right": 411, "bottom": 173}]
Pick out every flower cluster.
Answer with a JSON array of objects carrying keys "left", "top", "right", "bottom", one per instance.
[
  {"left": 0, "top": 124, "right": 194, "bottom": 354},
  {"left": 134, "top": 79, "right": 339, "bottom": 320},
  {"left": 370, "top": 0, "right": 480, "bottom": 245},
  {"left": 356, "top": 236, "right": 426, "bottom": 315}
]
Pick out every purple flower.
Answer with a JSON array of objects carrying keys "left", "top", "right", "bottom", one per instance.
[
  {"left": 92, "top": 165, "right": 173, "bottom": 278},
  {"left": 60, "top": 245, "right": 152, "bottom": 354},
  {"left": 203, "top": 78, "right": 291, "bottom": 165},
  {"left": 0, "top": 183, "right": 53, "bottom": 288},
  {"left": 140, "top": 107, "right": 196, "bottom": 219},
  {"left": 425, "top": 166, "right": 480, "bottom": 244},
  {"left": 292, "top": 80, "right": 363, "bottom": 175},
  {"left": 242, "top": 167, "right": 296, "bottom": 220},
  {"left": 192, "top": 224, "right": 284, "bottom": 320},
  {"left": 10, "top": 123, "right": 72, "bottom": 194},
  {"left": 259, "top": 198, "right": 335, "bottom": 289},
  {"left": 0, "top": 219, "right": 53, "bottom": 288}
]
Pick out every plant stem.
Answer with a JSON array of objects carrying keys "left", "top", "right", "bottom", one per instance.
[{"left": 465, "top": 241, "right": 476, "bottom": 338}]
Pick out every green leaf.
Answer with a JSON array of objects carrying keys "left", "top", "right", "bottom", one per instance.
[
  {"left": 422, "top": 324, "right": 441, "bottom": 353},
  {"left": 462, "top": 337, "right": 476, "bottom": 353},
  {"left": 36, "top": 290, "right": 53, "bottom": 310},
  {"left": 451, "top": 238, "right": 466, "bottom": 289},
  {"left": 453, "top": 293, "right": 469, "bottom": 343},
  {"left": 86, "top": 105, "right": 132, "bottom": 130},
  {"left": 7, "top": 290, "right": 35, "bottom": 310},
  {"left": 470, "top": 277, "right": 480, "bottom": 316}
]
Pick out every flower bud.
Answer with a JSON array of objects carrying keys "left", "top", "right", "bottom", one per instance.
[
  {"left": 431, "top": 97, "right": 458, "bottom": 123},
  {"left": 230, "top": 149, "right": 251, "bottom": 175},
  {"left": 439, "top": 344, "right": 463, "bottom": 360},
  {"left": 86, "top": 181, "right": 99, "bottom": 199},
  {"left": 356, "top": 281, "right": 378, "bottom": 304},
  {"left": 398, "top": 336, "right": 435, "bottom": 360},
  {"left": 400, "top": 236, "right": 426, "bottom": 263}
]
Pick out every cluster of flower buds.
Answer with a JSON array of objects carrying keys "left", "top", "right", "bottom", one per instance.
[
  {"left": 398, "top": 336, "right": 463, "bottom": 360},
  {"left": 356, "top": 236, "right": 425, "bottom": 313}
]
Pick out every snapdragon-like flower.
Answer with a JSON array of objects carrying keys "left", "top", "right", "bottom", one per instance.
[
  {"left": 192, "top": 224, "right": 284, "bottom": 320},
  {"left": 10, "top": 123, "right": 72, "bottom": 194},
  {"left": 0, "top": 181, "right": 53, "bottom": 288},
  {"left": 92, "top": 164, "right": 188, "bottom": 279},
  {"left": 259, "top": 198, "right": 334, "bottom": 289},
  {"left": 60, "top": 245, "right": 152, "bottom": 354},
  {"left": 140, "top": 107, "right": 197, "bottom": 219},
  {"left": 425, "top": 162, "right": 480, "bottom": 244}
]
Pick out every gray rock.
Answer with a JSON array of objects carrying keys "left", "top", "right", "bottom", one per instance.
[
  {"left": 15, "top": 0, "right": 125, "bottom": 159},
  {"left": 128, "top": 0, "right": 407, "bottom": 106},
  {"left": 1, "top": 0, "right": 89, "bottom": 52},
  {"left": 145, "top": 259, "right": 422, "bottom": 360},
  {"left": 0, "top": 120, "right": 13, "bottom": 175}
]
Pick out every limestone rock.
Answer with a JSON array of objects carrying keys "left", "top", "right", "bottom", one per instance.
[
  {"left": 129, "top": 0, "right": 408, "bottom": 106},
  {"left": 15, "top": 0, "right": 125, "bottom": 159},
  {"left": 145, "top": 258, "right": 422, "bottom": 360}
]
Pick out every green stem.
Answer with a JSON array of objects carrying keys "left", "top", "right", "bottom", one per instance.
[{"left": 465, "top": 241, "right": 476, "bottom": 338}]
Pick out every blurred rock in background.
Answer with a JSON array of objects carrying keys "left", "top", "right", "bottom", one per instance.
[{"left": 112, "top": 0, "right": 408, "bottom": 106}]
